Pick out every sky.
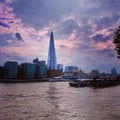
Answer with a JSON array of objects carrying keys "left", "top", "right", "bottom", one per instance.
[{"left": 0, "top": 0, "right": 120, "bottom": 73}]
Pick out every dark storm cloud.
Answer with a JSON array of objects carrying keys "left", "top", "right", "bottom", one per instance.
[
  {"left": 0, "top": 21, "right": 9, "bottom": 28},
  {"left": 15, "top": 33, "right": 23, "bottom": 41}
]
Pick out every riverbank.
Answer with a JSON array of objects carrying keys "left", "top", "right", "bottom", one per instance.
[
  {"left": 0, "top": 78, "right": 49, "bottom": 83},
  {"left": 0, "top": 78, "right": 120, "bottom": 89}
]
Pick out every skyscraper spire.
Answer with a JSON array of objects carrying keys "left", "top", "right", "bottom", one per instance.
[{"left": 47, "top": 31, "right": 57, "bottom": 70}]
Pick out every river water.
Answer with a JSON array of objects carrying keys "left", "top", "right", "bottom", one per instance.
[{"left": 0, "top": 82, "right": 120, "bottom": 120}]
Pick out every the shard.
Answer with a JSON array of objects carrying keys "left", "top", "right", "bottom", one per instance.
[{"left": 47, "top": 31, "right": 57, "bottom": 70}]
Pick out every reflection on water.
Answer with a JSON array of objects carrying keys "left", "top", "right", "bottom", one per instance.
[{"left": 0, "top": 82, "right": 120, "bottom": 120}]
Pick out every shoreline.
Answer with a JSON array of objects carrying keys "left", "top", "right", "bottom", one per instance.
[
  {"left": 0, "top": 78, "right": 49, "bottom": 83},
  {"left": 0, "top": 79, "right": 120, "bottom": 88}
]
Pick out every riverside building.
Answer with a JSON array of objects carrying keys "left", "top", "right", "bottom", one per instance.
[
  {"left": 18, "top": 63, "right": 35, "bottom": 79},
  {"left": 4, "top": 61, "right": 18, "bottom": 79},
  {"left": 33, "top": 58, "right": 47, "bottom": 79}
]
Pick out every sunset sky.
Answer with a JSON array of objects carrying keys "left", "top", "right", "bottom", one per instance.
[{"left": 0, "top": 0, "right": 120, "bottom": 73}]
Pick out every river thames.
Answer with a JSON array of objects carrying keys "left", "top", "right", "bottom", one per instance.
[{"left": 0, "top": 82, "right": 120, "bottom": 120}]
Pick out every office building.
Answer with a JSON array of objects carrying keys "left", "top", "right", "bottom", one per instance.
[
  {"left": 38, "top": 60, "right": 46, "bottom": 65},
  {"left": 33, "top": 57, "right": 46, "bottom": 65},
  {"left": 65, "top": 66, "right": 78, "bottom": 72},
  {"left": 47, "top": 31, "right": 57, "bottom": 70},
  {"left": 4, "top": 61, "right": 18, "bottom": 79},
  {"left": 18, "top": 63, "right": 35, "bottom": 79},
  {"left": 38, "top": 64, "right": 47, "bottom": 78}
]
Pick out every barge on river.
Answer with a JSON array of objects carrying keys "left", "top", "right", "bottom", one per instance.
[{"left": 69, "top": 77, "right": 120, "bottom": 87}]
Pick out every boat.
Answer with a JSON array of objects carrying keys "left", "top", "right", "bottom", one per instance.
[
  {"left": 49, "top": 76, "right": 64, "bottom": 82},
  {"left": 69, "top": 78, "right": 92, "bottom": 87},
  {"left": 69, "top": 79, "right": 82, "bottom": 87}
]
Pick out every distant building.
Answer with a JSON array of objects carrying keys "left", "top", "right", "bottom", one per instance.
[
  {"left": 91, "top": 70, "right": 100, "bottom": 78},
  {"left": 79, "top": 71, "right": 89, "bottom": 79},
  {"left": 38, "top": 60, "right": 46, "bottom": 65},
  {"left": 65, "top": 66, "right": 78, "bottom": 72},
  {"left": 47, "top": 31, "right": 57, "bottom": 70},
  {"left": 33, "top": 57, "right": 46, "bottom": 65},
  {"left": 57, "top": 64, "right": 63, "bottom": 72},
  {"left": 18, "top": 63, "right": 35, "bottom": 79},
  {"left": 33, "top": 58, "right": 47, "bottom": 79},
  {"left": 111, "top": 67, "right": 117, "bottom": 76},
  {"left": 33, "top": 57, "right": 39, "bottom": 64},
  {"left": 47, "top": 69, "right": 63, "bottom": 78},
  {"left": 100, "top": 72, "right": 106, "bottom": 77},
  {"left": 4, "top": 61, "right": 18, "bottom": 79}
]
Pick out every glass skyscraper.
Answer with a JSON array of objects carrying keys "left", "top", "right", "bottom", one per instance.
[{"left": 47, "top": 31, "right": 57, "bottom": 70}]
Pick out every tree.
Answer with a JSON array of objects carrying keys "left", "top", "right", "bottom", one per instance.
[{"left": 113, "top": 26, "right": 120, "bottom": 59}]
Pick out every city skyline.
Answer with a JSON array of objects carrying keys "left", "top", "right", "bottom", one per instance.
[{"left": 0, "top": 0, "right": 120, "bottom": 73}]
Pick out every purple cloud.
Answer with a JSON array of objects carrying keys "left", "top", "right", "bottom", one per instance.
[
  {"left": 0, "top": 0, "right": 120, "bottom": 72},
  {"left": 0, "top": 21, "right": 9, "bottom": 28},
  {"left": 92, "top": 34, "right": 112, "bottom": 43}
]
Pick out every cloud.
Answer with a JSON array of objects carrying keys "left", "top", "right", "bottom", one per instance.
[
  {"left": 0, "top": 51, "right": 25, "bottom": 65},
  {"left": 0, "top": 34, "right": 13, "bottom": 45},
  {"left": 0, "top": 21, "right": 9, "bottom": 28},
  {"left": 15, "top": 32, "right": 23, "bottom": 41},
  {"left": 11, "top": 0, "right": 74, "bottom": 28},
  {"left": 0, "top": 0, "right": 120, "bottom": 72},
  {"left": 92, "top": 34, "right": 112, "bottom": 43},
  {"left": 108, "top": 53, "right": 115, "bottom": 58},
  {"left": 0, "top": 52, "right": 11, "bottom": 64}
]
